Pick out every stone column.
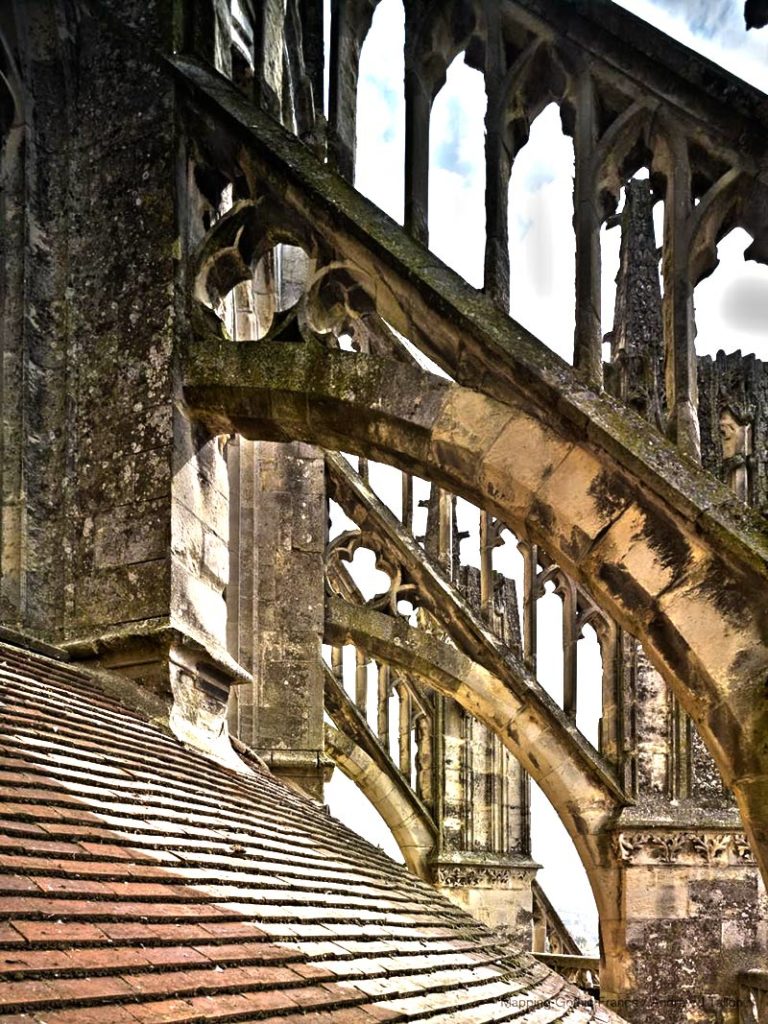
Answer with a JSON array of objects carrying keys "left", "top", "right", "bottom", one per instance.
[
  {"left": 328, "top": 0, "right": 377, "bottom": 181},
  {"left": 226, "top": 439, "right": 328, "bottom": 801},
  {"left": 572, "top": 69, "right": 603, "bottom": 388},
  {"left": 403, "top": 65, "right": 432, "bottom": 245},
  {"left": 482, "top": 0, "right": 510, "bottom": 310},
  {"left": 659, "top": 130, "right": 700, "bottom": 460},
  {"left": 5, "top": 4, "right": 173, "bottom": 646}
]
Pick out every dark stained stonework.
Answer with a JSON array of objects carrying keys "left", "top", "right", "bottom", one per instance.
[{"left": 0, "top": 2, "right": 767, "bottom": 1023}]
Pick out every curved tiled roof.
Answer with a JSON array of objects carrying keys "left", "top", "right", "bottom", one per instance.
[{"left": 0, "top": 640, "right": 621, "bottom": 1024}]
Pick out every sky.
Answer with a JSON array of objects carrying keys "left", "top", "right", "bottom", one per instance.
[
  {"left": 323, "top": 0, "right": 768, "bottom": 954},
  {"left": 353, "top": 0, "right": 768, "bottom": 362}
]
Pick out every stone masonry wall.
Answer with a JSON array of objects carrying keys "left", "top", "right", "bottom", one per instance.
[
  {"left": 0, "top": 3, "right": 177, "bottom": 646},
  {"left": 65, "top": 13, "right": 176, "bottom": 638},
  {"left": 616, "top": 855, "right": 768, "bottom": 1023},
  {"left": 0, "top": 2, "right": 241, "bottom": 699}
]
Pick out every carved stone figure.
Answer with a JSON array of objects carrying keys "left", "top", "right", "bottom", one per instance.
[{"left": 720, "top": 406, "right": 752, "bottom": 501}]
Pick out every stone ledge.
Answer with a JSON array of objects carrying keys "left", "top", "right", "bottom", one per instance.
[
  {"left": 432, "top": 853, "right": 541, "bottom": 888},
  {"left": 62, "top": 618, "right": 252, "bottom": 688}
]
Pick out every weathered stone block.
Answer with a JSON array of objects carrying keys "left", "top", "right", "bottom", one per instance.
[
  {"left": 170, "top": 561, "right": 228, "bottom": 653},
  {"left": 585, "top": 504, "right": 688, "bottom": 621},
  {"left": 94, "top": 501, "right": 170, "bottom": 568},
  {"left": 721, "top": 917, "right": 756, "bottom": 950},
  {"left": 532, "top": 447, "right": 633, "bottom": 562},
  {"left": 202, "top": 529, "right": 229, "bottom": 586},
  {"left": 480, "top": 412, "right": 574, "bottom": 528},
  {"left": 429, "top": 388, "right": 512, "bottom": 486},
  {"left": 72, "top": 559, "right": 170, "bottom": 629},
  {"left": 625, "top": 866, "right": 690, "bottom": 919}
]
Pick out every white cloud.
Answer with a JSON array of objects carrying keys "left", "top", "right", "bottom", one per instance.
[
  {"left": 354, "top": 0, "right": 405, "bottom": 222},
  {"left": 694, "top": 228, "right": 768, "bottom": 358},
  {"left": 428, "top": 57, "right": 487, "bottom": 288},
  {"left": 508, "top": 104, "right": 576, "bottom": 361}
]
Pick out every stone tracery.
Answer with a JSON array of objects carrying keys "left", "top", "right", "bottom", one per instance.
[
  {"left": 2, "top": 1, "right": 768, "bottom": 1021},
  {"left": 174, "top": 41, "right": 768, "bottom": 1007}
]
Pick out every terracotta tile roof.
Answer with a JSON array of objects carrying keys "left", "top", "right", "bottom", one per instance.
[{"left": 0, "top": 640, "right": 623, "bottom": 1024}]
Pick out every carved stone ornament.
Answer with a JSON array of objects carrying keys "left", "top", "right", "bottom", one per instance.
[
  {"left": 433, "top": 862, "right": 538, "bottom": 889},
  {"left": 614, "top": 830, "right": 754, "bottom": 865}
]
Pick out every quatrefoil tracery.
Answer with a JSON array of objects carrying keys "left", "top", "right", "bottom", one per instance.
[{"left": 326, "top": 529, "right": 427, "bottom": 619}]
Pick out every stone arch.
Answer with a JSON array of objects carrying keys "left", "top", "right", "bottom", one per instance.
[
  {"left": 688, "top": 168, "right": 746, "bottom": 288},
  {"left": 322, "top": 455, "right": 627, "bottom": 960},
  {"left": 496, "top": 41, "right": 572, "bottom": 157},
  {"left": 323, "top": 595, "right": 624, "bottom": 936},
  {"left": 593, "top": 100, "right": 657, "bottom": 218},
  {"left": 405, "top": 0, "right": 477, "bottom": 97},
  {"left": 685, "top": 173, "right": 768, "bottom": 363},
  {"left": 181, "top": 332, "right": 768, "bottom": 906},
  {"left": 324, "top": 721, "right": 435, "bottom": 878},
  {"left": 325, "top": 626, "right": 605, "bottom": 961}
]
